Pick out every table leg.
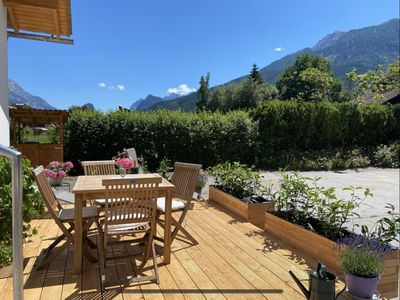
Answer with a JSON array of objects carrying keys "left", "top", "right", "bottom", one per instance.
[
  {"left": 163, "top": 189, "right": 172, "bottom": 264},
  {"left": 73, "top": 194, "right": 83, "bottom": 274}
]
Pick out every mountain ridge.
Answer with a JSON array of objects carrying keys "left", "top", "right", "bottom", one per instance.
[
  {"left": 150, "top": 18, "right": 400, "bottom": 111},
  {"left": 8, "top": 79, "right": 55, "bottom": 109}
]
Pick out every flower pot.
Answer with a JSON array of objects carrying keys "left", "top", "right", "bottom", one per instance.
[
  {"left": 345, "top": 273, "right": 380, "bottom": 298},
  {"left": 47, "top": 177, "right": 64, "bottom": 186},
  {"left": 195, "top": 187, "right": 202, "bottom": 195}
]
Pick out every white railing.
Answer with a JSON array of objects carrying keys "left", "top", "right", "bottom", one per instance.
[{"left": 0, "top": 145, "right": 23, "bottom": 300}]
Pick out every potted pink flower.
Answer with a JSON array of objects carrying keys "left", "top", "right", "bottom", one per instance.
[
  {"left": 44, "top": 161, "right": 74, "bottom": 186},
  {"left": 115, "top": 158, "right": 133, "bottom": 177}
]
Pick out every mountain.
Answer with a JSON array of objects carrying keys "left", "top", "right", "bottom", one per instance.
[
  {"left": 8, "top": 79, "right": 55, "bottom": 109},
  {"left": 130, "top": 94, "right": 164, "bottom": 111},
  {"left": 146, "top": 92, "right": 197, "bottom": 112},
  {"left": 311, "top": 31, "right": 345, "bottom": 51},
  {"left": 130, "top": 93, "right": 182, "bottom": 111},
  {"left": 81, "top": 103, "right": 95, "bottom": 110},
  {"left": 150, "top": 18, "right": 400, "bottom": 111}
]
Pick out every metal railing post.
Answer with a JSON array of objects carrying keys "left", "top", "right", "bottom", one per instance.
[{"left": 0, "top": 145, "right": 24, "bottom": 300}]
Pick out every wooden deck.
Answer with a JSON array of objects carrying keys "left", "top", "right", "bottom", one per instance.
[{"left": 0, "top": 202, "right": 393, "bottom": 300}]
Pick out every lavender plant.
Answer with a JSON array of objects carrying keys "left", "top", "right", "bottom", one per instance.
[{"left": 337, "top": 235, "right": 391, "bottom": 278}]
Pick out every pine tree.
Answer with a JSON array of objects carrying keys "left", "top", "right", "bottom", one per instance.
[
  {"left": 249, "top": 64, "right": 263, "bottom": 85},
  {"left": 196, "top": 73, "right": 210, "bottom": 111}
]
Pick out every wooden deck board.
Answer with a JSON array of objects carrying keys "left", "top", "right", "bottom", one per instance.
[{"left": 0, "top": 203, "right": 392, "bottom": 300}]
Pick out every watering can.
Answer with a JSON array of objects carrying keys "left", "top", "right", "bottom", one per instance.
[{"left": 289, "top": 263, "right": 346, "bottom": 300}]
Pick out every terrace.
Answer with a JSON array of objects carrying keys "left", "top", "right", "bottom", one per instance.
[{"left": 0, "top": 200, "right": 363, "bottom": 300}]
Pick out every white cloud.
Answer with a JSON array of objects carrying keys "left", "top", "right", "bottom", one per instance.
[
  {"left": 108, "top": 86, "right": 114, "bottom": 90},
  {"left": 116, "top": 84, "right": 125, "bottom": 91},
  {"left": 274, "top": 47, "right": 285, "bottom": 52},
  {"left": 98, "top": 82, "right": 106, "bottom": 88},
  {"left": 167, "top": 84, "right": 196, "bottom": 96}
]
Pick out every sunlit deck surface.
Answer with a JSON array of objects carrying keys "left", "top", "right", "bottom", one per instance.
[{"left": 0, "top": 202, "right": 382, "bottom": 300}]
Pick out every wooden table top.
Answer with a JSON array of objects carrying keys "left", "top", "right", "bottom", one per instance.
[{"left": 72, "top": 173, "right": 175, "bottom": 194}]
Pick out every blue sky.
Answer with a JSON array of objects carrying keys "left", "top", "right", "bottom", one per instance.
[{"left": 8, "top": 0, "right": 399, "bottom": 110}]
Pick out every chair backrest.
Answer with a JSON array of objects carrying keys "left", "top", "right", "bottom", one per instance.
[
  {"left": 33, "top": 166, "right": 69, "bottom": 235},
  {"left": 126, "top": 148, "right": 138, "bottom": 167},
  {"left": 171, "top": 162, "right": 202, "bottom": 201},
  {"left": 81, "top": 160, "right": 116, "bottom": 176},
  {"left": 102, "top": 177, "right": 161, "bottom": 228}
]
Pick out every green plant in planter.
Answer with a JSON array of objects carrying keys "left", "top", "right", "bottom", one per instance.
[
  {"left": 208, "top": 162, "right": 266, "bottom": 203},
  {"left": 337, "top": 235, "right": 391, "bottom": 298},
  {"left": 359, "top": 203, "right": 400, "bottom": 245},
  {"left": 267, "top": 171, "right": 372, "bottom": 240},
  {"left": 0, "top": 157, "right": 45, "bottom": 267}
]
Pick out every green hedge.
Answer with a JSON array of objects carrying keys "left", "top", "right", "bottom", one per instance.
[
  {"left": 251, "top": 101, "right": 400, "bottom": 167},
  {"left": 65, "top": 110, "right": 257, "bottom": 170},
  {"left": 65, "top": 102, "right": 400, "bottom": 171}
]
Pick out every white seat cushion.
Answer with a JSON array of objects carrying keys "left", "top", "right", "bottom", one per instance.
[
  {"left": 157, "top": 197, "right": 185, "bottom": 212},
  {"left": 94, "top": 198, "right": 106, "bottom": 205},
  {"left": 105, "top": 222, "right": 149, "bottom": 233},
  {"left": 59, "top": 207, "right": 98, "bottom": 221}
]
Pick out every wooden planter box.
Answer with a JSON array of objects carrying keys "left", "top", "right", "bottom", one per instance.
[
  {"left": 265, "top": 212, "right": 399, "bottom": 297},
  {"left": 209, "top": 186, "right": 274, "bottom": 229}
]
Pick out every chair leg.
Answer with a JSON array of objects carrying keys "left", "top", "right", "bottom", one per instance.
[
  {"left": 97, "top": 225, "right": 106, "bottom": 292},
  {"left": 44, "top": 226, "right": 73, "bottom": 254},
  {"left": 151, "top": 241, "right": 160, "bottom": 284},
  {"left": 37, "top": 238, "right": 71, "bottom": 270},
  {"left": 171, "top": 217, "right": 197, "bottom": 245}
]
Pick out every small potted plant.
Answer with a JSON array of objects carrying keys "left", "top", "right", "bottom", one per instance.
[
  {"left": 115, "top": 158, "right": 133, "bottom": 177},
  {"left": 44, "top": 161, "right": 74, "bottom": 186},
  {"left": 195, "top": 173, "right": 207, "bottom": 195},
  {"left": 336, "top": 235, "right": 391, "bottom": 299},
  {"left": 114, "top": 149, "right": 140, "bottom": 174}
]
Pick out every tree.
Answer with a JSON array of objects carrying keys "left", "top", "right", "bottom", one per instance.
[
  {"left": 249, "top": 63, "right": 264, "bottom": 85},
  {"left": 196, "top": 73, "right": 210, "bottom": 111},
  {"left": 276, "top": 53, "right": 342, "bottom": 101},
  {"left": 344, "top": 60, "right": 400, "bottom": 102}
]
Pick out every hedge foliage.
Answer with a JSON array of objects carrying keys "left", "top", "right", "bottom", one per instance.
[
  {"left": 65, "top": 110, "right": 257, "bottom": 171},
  {"left": 251, "top": 101, "right": 400, "bottom": 167},
  {"left": 65, "top": 102, "right": 400, "bottom": 171}
]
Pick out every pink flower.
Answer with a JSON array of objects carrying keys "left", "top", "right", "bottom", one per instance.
[
  {"left": 64, "top": 161, "right": 74, "bottom": 168},
  {"left": 58, "top": 170, "right": 67, "bottom": 179},
  {"left": 44, "top": 169, "right": 57, "bottom": 179},
  {"left": 50, "top": 161, "right": 61, "bottom": 167},
  {"left": 115, "top": 158, "right": 133, "bottom": 170}
]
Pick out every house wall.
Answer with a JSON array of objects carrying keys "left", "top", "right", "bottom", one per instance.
[{"left": 0, "top": 0, "right": 9, "bottom": 146}]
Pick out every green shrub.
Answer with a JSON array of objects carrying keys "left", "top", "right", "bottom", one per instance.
[
  {"left": 65, "top": 110, "right": 257, "bottom": 171},
  {"left": 267, "top": 172, "right": 372, "bottom": 240},
  {"left": 251, "top": 101, "right": 399, "bottom": 168},
  {"left": 65, "top": 102, "right": 399, "bottom": 171},
  {"left": 208, "top": 162, "right": 266, "bottom": 203},
  {"left": 373, "top": 142, "right": 400, "bottom": 168},
  {"left": 0, "top": 157, "right": 44, "bottom": 266}
]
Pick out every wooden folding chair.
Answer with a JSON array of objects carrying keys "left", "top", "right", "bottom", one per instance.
[
  {"left": 156, "top": 162, "right": 201, "bottom": 245},
  {"left": 33, "top": 166, "right": 100, "bottom": 270},
  {"left": 98, "top": 177, "right": 161, "bottom": 290},
  {"left": 81, "top": 160, "right": 117, "bottom": 207},
  {"left": 81, "top": 160, "right": 117, "bottom": 176}
]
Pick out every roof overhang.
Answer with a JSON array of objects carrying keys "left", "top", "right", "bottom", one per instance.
[
  {"left": 10, "top": 108, "right": 68, "bottom": 124},
  {"left": 4, "top": 0, "right": 73, "bottom": 44}
]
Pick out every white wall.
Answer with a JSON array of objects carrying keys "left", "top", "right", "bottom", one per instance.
[{"left": 0, "top": 0, "right": 9, "bottom": 147}]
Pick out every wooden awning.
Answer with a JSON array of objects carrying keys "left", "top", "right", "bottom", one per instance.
[
  {"left": 10, "top": 108, "right": 68, "bottom": 124},
  {"left": 4, "top": 0, "right": 73, "bottom": 43}
]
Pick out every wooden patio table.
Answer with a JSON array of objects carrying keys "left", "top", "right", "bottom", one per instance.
[{"left": 72, "top": 173, "right": 175, "bottom": 274}]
